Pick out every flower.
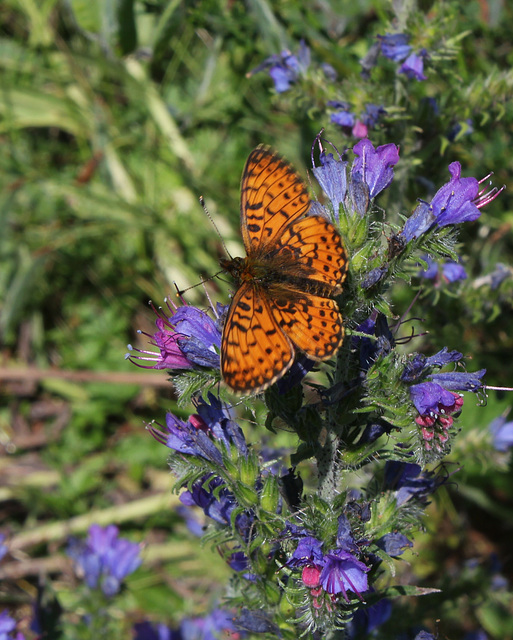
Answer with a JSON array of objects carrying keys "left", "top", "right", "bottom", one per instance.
[
  {"left": 149, "top": 393, "right": 247, "bottom": 465},
  {"left": 384, "top": 461, "right": 441, "bottom": 506},
  {"left": 67, "top": 524, "right": 141, "bottom": 597},
  {"left": 319, "top": 550, "right": 369, "bottom": 601},
  {"left": 399, "top": 51, "right": 427, "bottom": 81},
  {"left": 489, "top": 414, "right": 513, "bottom": 451},
  {"left": 376, "top": 532, "right": 413, "bottom": 557},
  {"left": 378, "top": 33, "right": 412, "bottom": 61},
  {"left": 401, "top": 348, "right": 463, "bottom": 383},
  {"left": 127, "top": 299, "right": 221, "bottom": 371},
  {"left": 351, "top": 139, "right": 400, "bottom": 200},
  {"left": 0, "top": 610, "right": 25, "bottom": 640},
  {"left": 311, "top": 138, "right": 348, "bottom": 222},
  {"left": 133, "top": 608, "right": 239, "bottom": 640},
  {"left": 418, "top": 256, "right": 467, "bottom": 283},
  {"left": 249, "top": 41, "right": 310, "bottom": 93},
  {"left": 401, "top": 162, "right": 504, "bottom": 242},
  {"left": 0, "top": 535, "right": 7, "bottom": 563}
]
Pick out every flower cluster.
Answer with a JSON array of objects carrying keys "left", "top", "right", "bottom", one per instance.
[
  {"left": 127, "top": 133, "right": 505, "bottom": 637},
  {"left": 67, "top": 524, "right": 142, "bottom": 597},
  {"left": 377, "top": 33, "right": 428, "bottom": 81}
]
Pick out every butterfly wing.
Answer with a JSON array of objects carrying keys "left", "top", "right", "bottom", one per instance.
[
  {"left": 273, "top": 214, "right": 348, "bottom": 294},
  {"left": 269, "top": 288, "right": 344, "bottom": 361},
  {"left": 240, "top": 146, "right": 311, "bottom": 253},
  {"left": 221, "top": 281, "right": 295, "bottom": 393}
]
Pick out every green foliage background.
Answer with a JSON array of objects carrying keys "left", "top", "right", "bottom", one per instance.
[{"left": 1, "top": 0, "right": 512, "bottom": 638}]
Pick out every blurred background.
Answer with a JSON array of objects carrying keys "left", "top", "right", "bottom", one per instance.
[{"left": 1, "top": 0, "right": 513, "bottom": 637}]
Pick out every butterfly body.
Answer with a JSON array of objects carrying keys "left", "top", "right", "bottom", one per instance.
[{"left": 220, "top": 146, "right": 347, "bottom": 394}]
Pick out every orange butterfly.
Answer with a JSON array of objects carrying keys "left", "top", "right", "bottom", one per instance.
[{"left": 220, "top": 145, "right": 347, "bottom": 394}]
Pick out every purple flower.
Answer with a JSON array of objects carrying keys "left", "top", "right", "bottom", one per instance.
[
  {"left": 399, "top": 51, "right": 427, "bottom": 81},
  {"left": 0, "top": 535, "right": 7, "bottom": 562},
  {"left": 67, "top": 524, "right": 141, "bottom": 597},
  {"left": 410, "top": 381, "right": 461, "bottom": 415},
  {"left": 180, "top": 608, "right": 239, "bottom": 640},
  {"left": 376, "top": 532, "right": 413, "bottom": 557},
  {"left": 361, "top": 103, "right": 387, "bottom": 128},
  {"left": 0, "top": 611, "right": 24, "bottom": 640},
  {"left": 311, "top": 137, "right": 348, "bottom": 221},
  {"left": 180, "top": 475, "right": 238, "bottom": 528},
  {"left": 287, "top": 536, "right": 324, "bottom": 569},
  {"left": 429, "top": 369, "right": 486, "bottom": 392},
  {"left": 127, "top": 299, "right": 221, "bottom": 371},
  {"left": 401, "top": 162, "right": 503, "bottom": 241},
  {"left": 351, "top": 139, "right": 400, "bottom": 200},
  {"left": 330, "top": 107, "right": 356, "bottom": 129},
  {"left": 378, "top": 33, "right": 412, "bottom": 61},
  {"left": 384, "top": 461, "right": 440, "bottom": 506},
  {"left": 401, "top": 348, "right": 463, "bottom": 383},
  {"left": 319, "top": 550, "right": 369, "bottom": 600},
  {"left": 489, "top": 415, "right": 513, "bottom": 451},
  {"left": 419, "top": 256, "right": 468, "bottom": 283},
  {"left": 148, "top": 393, "right": 247, "bottom": 466},
  {"left": 250, "top": 41, "right": 310, "bottom": 93},
  {"left": 133, "top": 621, "right": 177, "bottom": 640},
  {"left": 348, "top": 598, "right": 392, "bottom": 636}
]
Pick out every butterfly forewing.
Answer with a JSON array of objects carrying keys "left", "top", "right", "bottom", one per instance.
[{"left": 240, "top": 146, "right": 311, "bottom": 252}]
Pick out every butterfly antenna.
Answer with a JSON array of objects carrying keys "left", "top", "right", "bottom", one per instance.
[
  {"left": 174, "top": 272, "right": 224, "bottom": 298},
  {"left": 199, "top": 196, "right": 233, "bottom": 259}
]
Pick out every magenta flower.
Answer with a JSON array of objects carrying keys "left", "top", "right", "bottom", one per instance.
[{"left": 127, "top": 299, "right": 221, "bottom": 371}]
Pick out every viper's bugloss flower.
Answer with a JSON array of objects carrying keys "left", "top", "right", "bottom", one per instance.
[
  {"left": 351, "top": 139, "right": 400, "bottom": 200},
  {"left": 319, "top": 550, "right": 369, "bottom": 600},
  {"left": 384, "top": 461, "right": 441, "bottom": 506},
  {"left": 378, "top": 33, "right": 412, "bottom": 61},
  {"left": 67, "top": 524, "right": 142, "bottom": 597},
  {"left": 127, "top": 299, "right": 221, "bottom": 371},
  {"left": 376, "top": 532, "right": 413, "bottom": 557},
  {"left": 399, "top": 51, "right": 427, "bottom": 80},
  {"left": 0, "top": 535, "right": 7, "bottom": 562},
  {"left": 180, "top": 475, "right": 237, "bottom": 528},
  {"left": 410, "top": 382, "right": 463, "bottom": 416},
  {"left": 249, "top": 40, "right": 310, "bottom": 93},
  {"left": 354, "top": 311, "right": 394, "bottom": 371},
  {"left": 419, "top": 255, "right": 467, "bottom": 283},
  {"left": 312, "top": 141, "right": 348, "bottom": 221},
  {"left": 149, "top": 393, "right": 247, "bottom": 465},
  {"left": 489, "top": 415, "right": 513, "bottom": 451},
  {"left": 0, "top": 610, "right": 25, "bottom": 640},
  {"left": 347, "top": 598, "right": 392, "bottom": 636},
  {"left": 287, "top": 536, "right": 324, "bottom": 569},
  {"left": 401, "top": 348, "right": 464, "bottom": 383},
  {"left": 401, "top": 162, "right": 504, "bottom": 241},
  {"left": 134, "top": 607, "right": 239, "bottom": 640}
]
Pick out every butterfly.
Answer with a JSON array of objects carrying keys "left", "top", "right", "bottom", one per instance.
[{"left": 219, "top": 145, "right": 347, "bottom": 394}]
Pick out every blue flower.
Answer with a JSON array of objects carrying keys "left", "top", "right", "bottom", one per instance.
[
  {"left": 376, "top": 532, "right": 413, "bottom": 557},
  {"left": 0, "top": 535, "right": 7, "bottom": 562},
  {"left": 401, "top": 348, "right": 463, "bottom": 383},
  {"left": 378, "top": 33, "right": 412, "bottom": 61},
  {"left": 347, "top": 598, "right": 392, "bottom": 637},
  {"left": 319, "top": 550, "right": 369, "bottom": 600},
  {"left": 351, "top": 138, "right": 400, "bottom": 200},
  {"left": 67, "top": 524, "right": 141, "bottom": 597},
  {"left": 0, "top": 610, "right": 24, "bottom": 640},
  {"left": 399, "top": 51, "right": 427, "bottom": 81},
  {"left": 384, "top": 461, "right": 440, "bottom": 506},
  {"left": 250, "top": 41, "right": 310, "bottom": 93},
  {"left": 410, "top": 381, "right": 461, "bottom": 415},
  {"left": 286, "top": 536, "right": 324, "bottom": 569},
  {"left": 311, "top": 139, "right": 348, "bottom": 222},
  {"left": 127, "top": 300, "right": 221, "bottom": 371},
  {"left": 489, "top": 415, "right": 513, "bottom": 451},
  {"left": 149, "top": 393, "right": 247, "bottom": 465}
]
